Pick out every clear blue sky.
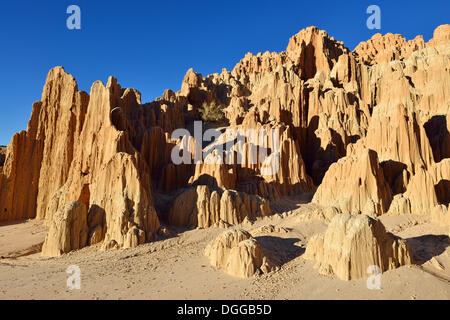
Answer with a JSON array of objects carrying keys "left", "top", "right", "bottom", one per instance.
[{"left": 0, "top": 0, "right": 448, "bottom": 145}]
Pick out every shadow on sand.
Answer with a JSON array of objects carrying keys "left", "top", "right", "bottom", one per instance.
[
  {"left": 406, "top": 234, "right": 450, "bottom": 264},
  {"left": 255, "top": 236, "right": 305, "bottom": 266}
]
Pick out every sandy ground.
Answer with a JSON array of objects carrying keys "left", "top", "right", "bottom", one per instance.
[
  {"left": 0, "top": 219, "right": 47, "bottom": 259},
  {"left": 0, "top": 197, "right": 449, "bottom": 300}
]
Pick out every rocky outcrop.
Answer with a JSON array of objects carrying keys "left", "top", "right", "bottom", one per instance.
[
  {"left": 205, "top": 229, "right": 274, "bottom": 278},
  {"left": 427, "top": 24, "right": 450, "bottom": 47},
  {"left": 312, "top": 149, "right": 392, "bottom": 216},
  {"left": 90, "top": 153, "right": 160, "bottom": 250},
  {"left": 354, "top": 33, "right": 425, "bottom": 65},
  {"left": 304, "top": 214, "right": 413, "bottom": 280},
  {"left": 168, "top": 186, "right": 271, "bottom": 228},
  {"left": 41, "top": 75, "right": 164, "bottom": 251},
  {"left": 0, "top": 68, "right": 163, "bottom": 253},
  {"left": 41, "top": 202, "right": 88, "bottom": 257},
  {"left": 388, "top": 159, "right": 450, "bottom": 215},
  {"left": 313, "top": 25, "right": 450, "bottom": 215},
  {"left": 0, "top": 68, "right": 89, "bottom": 222}
]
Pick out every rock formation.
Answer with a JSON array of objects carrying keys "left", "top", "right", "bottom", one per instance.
[
  {"left": 304, "top": 214, "right": 413, "bottom": 280},
  {"left": 0, "top": 146, "right": 6, "bottom": 168},
  {"left": 297, "top": 206, "right": 342, "bottom": 224},
  {"left": 312, "top": 148, "right": 392, "bottom": 216},
  {"left": 168, "top": 186, "right": 271, "bottom": 228},
  {"left": 313, "top": 25, "right": 450, "bottom": 215},
  {"left": 0, "top": 24, "right": 448, "bottom": 256},
  {"left": 204, "top": 229, "right": 274, "bottom": 278},
  {"left": 431, "top": 204, "right": 450, "bottom": 231},
  {"left": 41, "top": 202, "right": 88, "bottom": 257}
]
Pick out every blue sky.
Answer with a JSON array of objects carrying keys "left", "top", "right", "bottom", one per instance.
[{"left": 0, "top": 0, "right": 448, "bottom": 145}]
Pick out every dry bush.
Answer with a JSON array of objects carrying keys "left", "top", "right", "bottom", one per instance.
[{"left": 198, "top": 101, "right": 225, "bottom": 122}]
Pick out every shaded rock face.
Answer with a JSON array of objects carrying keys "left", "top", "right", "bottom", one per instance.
[
  {"left": 304, "top": 214, "right": 413, "bottom": 281},
  {"left": 41, "top": 202, "right": 88, "bottom": 257},
  {"left": 204, "top": 229, "right": 274, "bottom": 278},
  {"left": 0, "top": 25, "right": 449, "bottom": 255},
  {"left": 0, "top": 147, "right": 6, "bottom": 167}
]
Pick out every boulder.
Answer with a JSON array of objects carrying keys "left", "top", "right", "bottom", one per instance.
[
  {"left": 205, "top": 229, "right": 274, "bottom": 278},
  {"left": 304, "top": 214, "right": 413, "bottom": 280}
]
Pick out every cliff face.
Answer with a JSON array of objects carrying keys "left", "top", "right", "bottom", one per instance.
[
  {"left": 314, "top": 25, "right": 450, "bottom": 216},
  {"left": 0, "top": 25, "right": 449, "bottom": 256}
]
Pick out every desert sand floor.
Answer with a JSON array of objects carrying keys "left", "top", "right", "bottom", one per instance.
[{"left": 0, "top": 196, "right": 449, "bottom": 300}]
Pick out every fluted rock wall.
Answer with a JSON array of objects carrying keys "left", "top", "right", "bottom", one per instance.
[
  {"left": 313, "top": 25, "right": 450, "bottom": 215},
  {"left": 168, "top": 186, "right": 271, "bottom": 228},
  {"left": 0, "top": 69, "right": 89, "bottom": 222}
]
